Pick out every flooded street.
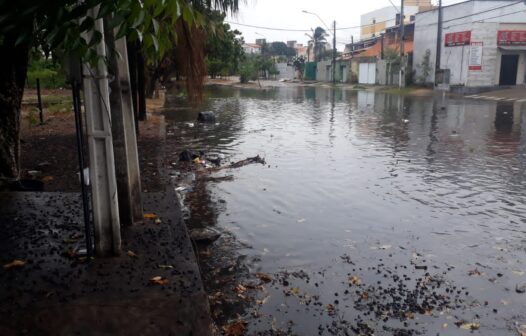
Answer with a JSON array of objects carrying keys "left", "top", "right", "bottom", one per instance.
[{"left": 165, "top": 86, "right": 526, "bottom": 335}]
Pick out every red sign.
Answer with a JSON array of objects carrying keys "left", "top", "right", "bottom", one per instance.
[
  {"left": 445, "top": 31, "right": 471, "bottom": 47},
  {"left": 497, "top": 30, "right": 526, "bottom": 45}
]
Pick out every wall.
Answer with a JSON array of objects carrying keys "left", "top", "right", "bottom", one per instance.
[
  {"left": 360, "top": 5, "right": 423, "bottom": 39},
  {"left": 275, "top": 63, "right": 295, "bottom": 80},
  {"left": 414, "top": 0, "right": 526, "bottom": 87},
  {"left": 316, "top": 60, "right": 333, "bottom": 82}
]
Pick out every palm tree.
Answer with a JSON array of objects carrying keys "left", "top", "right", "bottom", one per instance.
[{"left": 305, "top": 27, "right": 329, "bottom": 62}]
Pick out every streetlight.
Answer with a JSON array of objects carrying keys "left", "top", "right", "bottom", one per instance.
[{"left": 302, "top": 10, "right": 336, "bottom": 84}]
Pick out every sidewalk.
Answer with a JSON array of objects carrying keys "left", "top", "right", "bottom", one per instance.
[
  {"left": 0, "top": 190, "right": 212, "bottom": 335},
  {"left": 465, "top": 86, "right": 526, "bottom": 102}
]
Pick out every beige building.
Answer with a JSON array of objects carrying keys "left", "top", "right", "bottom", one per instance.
[{"left": 360, "top": 0, "right": 433, "bottom": 39}]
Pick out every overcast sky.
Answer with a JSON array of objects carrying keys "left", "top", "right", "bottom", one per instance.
[{"left": 227, "top": 0, "right": 462, "bottom": 50}]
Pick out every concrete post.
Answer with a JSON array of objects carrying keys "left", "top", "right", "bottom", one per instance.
[
  {"left": 115, "top": 36, "right": 143, "bottom": 224},
  {"left": 81, "top": 8, "right": 121, "bottom": 256},
  {"left": 103, "top": 18, "right": 143, "bottom": 226}
]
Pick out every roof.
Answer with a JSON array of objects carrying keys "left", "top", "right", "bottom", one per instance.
[
  {"left": 416, "top": 0, "right": 518, "bottom": 15},
  {"left": 243, "top": 43, "right": 261, "bottom": 48}
]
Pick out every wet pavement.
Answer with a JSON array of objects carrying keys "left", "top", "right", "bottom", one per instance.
[
  {"left": 0, "top": 191, "right": 212, "bottom": 336},
  {"left": 165, "top": 86, "right": 526, "bottom": 335}
]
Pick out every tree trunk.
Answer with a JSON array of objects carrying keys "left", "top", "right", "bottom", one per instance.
[
  {"left": 0, "top": 34, "right": 30, "bottom": 178},
  {"left": 136, "top": 43, "right": 147, "bottom": 121},
  {"left": 127, "top": 41, "right": 139, "bottom": 134}
]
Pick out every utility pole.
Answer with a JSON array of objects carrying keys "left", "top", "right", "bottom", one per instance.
[
  {"left": 436, "top": 0, "right": 443, "bottom": 80},
  {"left": 333, "top": 20, "right": 336, "bottom": 84},
  {"left": 399, "top": 0, "right": 406, "bottom": 88},
  {"left": 81, "top": 7, "right": 121, "bottom": 256}
]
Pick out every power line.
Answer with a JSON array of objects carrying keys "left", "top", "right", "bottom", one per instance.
[{"left": 228, "top": 1, "right": 524, "bottom": 34}]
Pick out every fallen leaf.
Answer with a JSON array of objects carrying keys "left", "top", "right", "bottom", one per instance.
[
  {"left": 468, "top": 268, "right": 482, "bottom": 276},
  {"left": 154, "top": 218, "right": 162, "bottom": 224},
  {"left": 222, "top": 320, "right": 247, "bottom": 336},
  {"left": 443, "top": 323, "right": 448, "bottom": 328},
  {"left": 127, "top": 250, "right": 137, "bottom": 258},
  {"left": 326, "top": 303, "right": 335, "bottom": 313},
  {"left": 234, "top": 284, "right": 247, "bottom": 294},
  {"left": 290, "top": 287, "right": 300, "bottom": 296},
  {"left": 458, "top": 322, "right": 480, "bottom": 330},
  {"left": 360, "top": 291, "right": 369, "bottom": 300},
  {"left": 349, "top": 275, "right": 362, "bottom": 285},
  {"left": 379, "top": 244, "right": 392, "bottom": 250},
  {"left": 513, "top": 270, "right": 525, "bottom": 276},
  {"left": 3, "top": 259, "right": 27, "bottom": 269},
  {"left": 143, "top": 213, "right": 158, "bottom": 219},
  {"left": 256, "top": 295, "right": 270, "bottom": 305},
  {"left": 42, "top": 176, "right": 54, "bottom": 183},
  {"left": 297, "top": 218, "right": 306, "bottom": 223},
  {"left": 158, "top": 264, "right": 173, "bottom": 269},
  {"left": 404, "top": 312, "right": 415, "bottom": 320},
  {"left": 149, "top": 276, "right": 169, "bottom": 285},
  {"left": 255, "top": 272, "right": 273, "bottom": 283}
]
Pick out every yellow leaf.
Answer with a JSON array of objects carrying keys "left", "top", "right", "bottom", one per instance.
[
  {"left": 459, "top": 322, "right": 480, "bottom": 330},
  {"left": 143, "top": 213, "right": 158, "bottom": 219},
  {"left": 349, "top": 275, "right": 362, "bottom": 285},
  {"left": 154, "top": 218, "right": 162, "bottom": 224},
  {"left": 3, "top": 259, "right": 27, "bottom": 269},
  {"left": 149, "top": 276, "right": 169, "bottom": 285},
  {"left": 127, "top": 250, "right": 137, "bottom": 258},
  {"left": 290, "top": 287, "right": 300, "bottom": 296},
  {"left": 158, "top": 264, "right": 173, "bottom": 269}
]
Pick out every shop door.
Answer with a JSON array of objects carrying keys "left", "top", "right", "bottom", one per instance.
[{"left": 499, "top": 55, "right": 519, "bottom": 85}]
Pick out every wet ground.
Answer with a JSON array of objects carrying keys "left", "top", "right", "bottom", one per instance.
[{"left": 165, "top": 86, "right": 526, "bottom": 335}]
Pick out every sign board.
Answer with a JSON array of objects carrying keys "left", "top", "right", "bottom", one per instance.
[
  {"left": 445, "top": 31, "right": 471, "bottom": 47},
  {"left": 469, "top": 42, "right": 483, "bottom": 71},
  {"left": 497, "top": 30, "right": 526, "bottom": 46}
]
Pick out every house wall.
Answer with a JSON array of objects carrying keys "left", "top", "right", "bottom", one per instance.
[
  {"left": 414, "top": 0, "right": 526, "bottom": 87},
  {"left": 275, "top": 63, "right": 295, "bottom": 80},
  {"left": 316, "top": 60, "right": 333, "bottom": 82}
]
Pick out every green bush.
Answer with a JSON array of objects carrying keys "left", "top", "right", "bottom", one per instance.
[
  {"left": 239, "top": 64, "right": 255, "bottom": 83},
  {"left": 26, "top": 57, "right": 68, "bottom": 89}
]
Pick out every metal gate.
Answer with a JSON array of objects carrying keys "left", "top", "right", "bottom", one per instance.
[{"left": 359, "top": 63, "right": 376, "bottom": 84}]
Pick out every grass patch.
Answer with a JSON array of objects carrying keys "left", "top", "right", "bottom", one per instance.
[{"left": 381, "top": 87, "right": 417, "bottom": 95}]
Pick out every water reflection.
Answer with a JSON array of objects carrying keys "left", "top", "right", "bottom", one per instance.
[{"left": 166, "top": 86, "right": 526, "bottom": 335}]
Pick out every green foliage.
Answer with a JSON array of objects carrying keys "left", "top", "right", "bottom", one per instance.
[
  {"left": 267, "top": 42, "right": 296, "bottom": 58},
  {"left": 204, "top": 11, "right": 245, "bottom": 78},
  {"left": 26, "top": 54, "right": 67, "bottom": 89},
  {"left": 239, "top": 63, "right": 256, "bottom": 83},
  {"left": 384, "top": 47, "right": 401, "bottom": 65},
  {"left": 0, "top": 0, "right": 208, "bottom": 65},
  {"left": 306, "top": 27, "right": 328, "bottom": 62}
]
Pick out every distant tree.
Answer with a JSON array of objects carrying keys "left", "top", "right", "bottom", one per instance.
[
  {"left": 204, "top": 11, "right": 245, "bottom": 78},
  {"left": 268, "top": 42, "right": 296, "bottom": 58},
  {"left": 417, "top": 49, "right": 433, "bottom": 84},
  {"left": 306, "top": 27, "right": 329, "bottom": 62},
  {"left": 292, "top": 55, "right": 306, "bottom": 81}
]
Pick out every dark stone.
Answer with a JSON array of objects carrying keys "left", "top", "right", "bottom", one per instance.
[{"left": 197, "top": 111, "right": 216, "bottom": 123}]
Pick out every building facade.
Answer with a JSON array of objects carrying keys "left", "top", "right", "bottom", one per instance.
[
  {"left": 243, "top": 43, "right": 261, "bottom": 54},
  {"left": 413, "top": 0, "right": 526, "bottom": 88},
  {"left": 360, "top": 0, "right": 433, "bottom": 39}
]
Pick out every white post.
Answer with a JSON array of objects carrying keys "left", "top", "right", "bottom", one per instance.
[
  {"left": 81, "top": 7, "right": 121, "bottom": 256},
  {"left": 114, "top": 35, "right": 143, "bottom": 223}
]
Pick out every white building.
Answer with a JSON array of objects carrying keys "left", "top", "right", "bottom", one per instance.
[
  {"left": 360, "top": 0, "right": 433, "bottom": 39},
  {"left": 413, "top": 0, "right": 526, "bottom": 88},
  {"left": 243, "top": 43, "right": 261, "bottom": 54}
]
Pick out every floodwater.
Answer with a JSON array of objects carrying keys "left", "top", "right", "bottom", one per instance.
[{"left": 165, "top": 86, "right": 526, "bottom": 335}]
